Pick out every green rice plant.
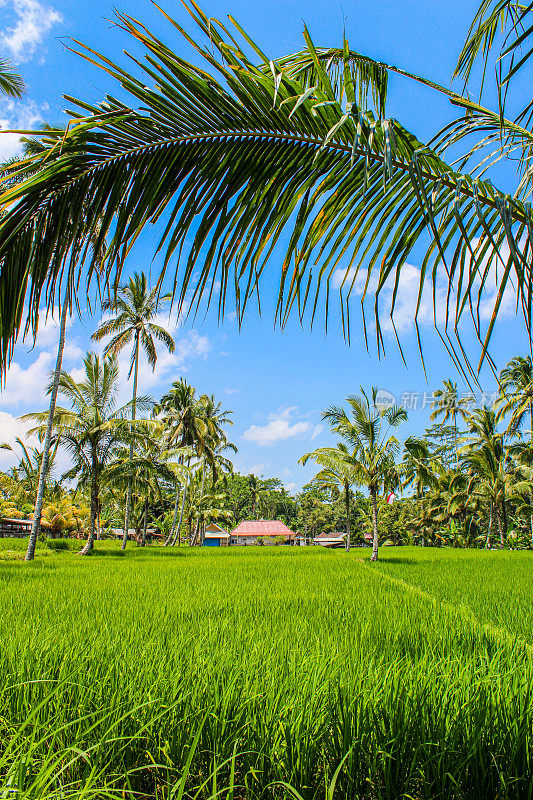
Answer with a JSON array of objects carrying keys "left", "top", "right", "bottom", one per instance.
[{"left": 0, "top": 545, "right": 532, "bottom": 798}]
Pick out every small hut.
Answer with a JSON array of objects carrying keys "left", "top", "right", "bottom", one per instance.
[
  {"left": 0, "top": 517, "right": 33, "bottom": 538},
  {"left": 229, "top": 519, "right": 296, "bottom": 545},
  {"left": 313, "top": 531, "right": 347, "bottom": 548},
  {"left": 203, "top": 523, "right": 230, "bottom": 547}
]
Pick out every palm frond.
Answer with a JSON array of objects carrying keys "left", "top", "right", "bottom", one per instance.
[
  {"left": 0, "top": 57, "right": 24, "bottom": 98},
  {"left": 455, "top": 1, "right": 532, "bottom": 91},
  {"left": 0, "top": 3, "right": 531, "bottom": 375}
]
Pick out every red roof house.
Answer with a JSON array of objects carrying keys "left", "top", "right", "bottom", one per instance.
[{"left": 230, "top": 519, "right": 296, "bottom": 545}]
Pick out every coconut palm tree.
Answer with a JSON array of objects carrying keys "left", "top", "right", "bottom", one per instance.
[
  {"left": 300, "top": 444, "right": 358, "bottom": 551},
  {"left": 498, "top": 357, "right": 533, "bottom": 435},
  {"left": 246, "top": 475, "right": 269, "bottom": 521},
  {"left": 92, "top": 271, "right": 175, "bottom": 549},
  {"left": 103, "top": 440, "right": 175, "bottom": 545},
  {"left": 430, "top": 380, "right": 471, "bottom": 467},
  {"left": 509, "top": 438, "right": 533, "bottom": 547},
  {"left": 401, "top": 437, "right": 436, "bottom": 546},
  {"left": 192, "top": 394, "right": 235, "bottom": 544},
  {"left": 1, "top": 1, "right": 533, "bottom": 379},
  {"left": 462, "top": 405, "right": 509, "bottom": 547},
  {"left": 25, "top": 353, "right": 150, "bottom": 554},
  {"left": 0, "top": 437, "right": 57, "bottom": 504},
  {"left": 305, "top": 388, "right": 407, "bottom": 560},
  {"left": 16, "top": 126, "right": 108, "bottom": 561},
  {"left": 155, "top": 380, "right": 214, "bottom": 546}
]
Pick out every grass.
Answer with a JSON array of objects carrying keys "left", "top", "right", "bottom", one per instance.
[
  {"left": 374, "top": 547, "right": 533, "bottom": 644},
  {"left": 0, "top": 542, "right": 532, "bottom": 799}
]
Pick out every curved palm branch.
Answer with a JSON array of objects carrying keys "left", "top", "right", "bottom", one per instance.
[
  {"left": 0, "top": 56, "right": 24, "bottom": 98},
  {"left": 455, "top": 1, "right": 532, "bottom": 90},
  {"left": 0, "top": 3, "right": 531, "bottom": 377}
]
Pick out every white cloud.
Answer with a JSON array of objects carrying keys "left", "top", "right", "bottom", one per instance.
[
  {"left": 310, "top": 423, "right": 323, "bottom": 441},
  {"left": 248, "top": 463, "right": 265, "bottom": 475},
  {"left": 243, "top": 406, "right": 311, "bottom": 446},
  {"left": 0, "top": 351, "right": 52, "bottom": 408},
  {"left": 0, "top": 98, "right": 48, "bottom": 160},
  {"left": 0, "top": 411, "right": 36, "bottom": 465},
  {"left": 332, "top": 250, "right": 517, "bottom": 336},
  {"left": 0, "top": 305, "right": 82, "bottom": 410},
  {"left": 0, "top": 0, "right": 62, "bottom": 61}
]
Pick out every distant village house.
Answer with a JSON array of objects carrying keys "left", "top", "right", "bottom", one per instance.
[
  {"left": 313, "top": 531, "right": 347, "bottom": 548},
  {"left": 229, "top": 520, "right": 296, "bottom": 545},
  {"left": 204, "top": 523, "right": 230, "bottom": 547}
]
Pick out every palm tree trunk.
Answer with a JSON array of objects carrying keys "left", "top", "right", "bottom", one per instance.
[
  {"left": 485, "top": 503, "right": 493, "bottom": 548},
  {"left": 527, "top": 402, "right": 533, "bottom": 547},
  {"left": 454, "top": 410, "right": 459, "bottom": 469},
  {"left": 25, "top": 294, "right": 69, "bottom": 561},
  {"left": 501, "top": 495, "right": 508, "bottom": 547},
  {"left": 196, "top": 458, "right": 206, "bottom": 547},
  {"left": 370, "top": 488, "right": 379, "bottom": 561},
  {"left": 496, "top": 507, "right": 505, "bottom": 549},
  {"left": 81, "top": 452, "right": 98, "bottom": 555},
  {"left": 165, "top": 485, "right": 181, "bottom": 546},
  {"left": 344, "top": 480, "right": 351, "bottom": 553},
  {"left": 141, "top": 498, "right": 148, "bottom": 546},
  {"left": 171, "top": 473, "right": 189, "bottom": 546},
  {"left": 122, "top": 332, "right": 140, "bottom": 550}
]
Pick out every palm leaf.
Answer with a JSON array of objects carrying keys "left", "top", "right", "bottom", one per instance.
[
  {"left": 455, "top": 1, "right": 532, "bottom": 90},
  {"left": 0, "top": 2, "right": 531, "bottom": 376},
  {"left": 0, "top": 57, "right": 24, "bottom": 98}
]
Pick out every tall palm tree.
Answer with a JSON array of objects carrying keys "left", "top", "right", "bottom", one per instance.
[
  {"left": 1, "top": 2, "right": 533, "bottom": 378},
  {"left": 16, "top": 127, "right": 106, "bottom": 561},
  {"left": 246, "top": 475, "right": 269, "bottom": 521},
  {"left": 462, "top": 405, "right": 509, "bottom": 547},
  {"left": 306, "top": 388, "right": 407, "bottom": 560},
  {"left": 0, "top": 438, "right": 52, "bottom": 500},
  {"left": 25, "top": 353, "right": 150, "bottom": 554},
  {"left": 498, "top": 357, "right": 533, "bottom": 434},
  {"left": 155, "top": 380, "right": 213, "bottom": 546},
  {"left": 103, "top": 440, "right": 175, "bottom": 546},
  {"left": 509, "top": 439, "right": 533, "bottom": 548},
  {"left": 24, "top": 295, "right": 71, "bottom": 560},
  {"left": 300, "top": 443, "right": 358, "bottom": 551},
  {"left": 192, "top": 404, "right": 236, "bottom": 547},
  {"left": 430, "top": 380, "right": 471, "bottom": 467},
  {"left": 401, "top": 437, "right": 436, "bottom": 546},
  {"left": 93, "top": 271, "right": 175, "bottom": 549}
]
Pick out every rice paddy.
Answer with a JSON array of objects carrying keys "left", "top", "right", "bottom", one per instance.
[{"left": 1, "top": 543, "right": 532, "bottom": 799}]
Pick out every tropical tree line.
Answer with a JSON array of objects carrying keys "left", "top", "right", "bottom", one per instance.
[
  {"left": 302, "top": 357, "right": 533, "bottom": 559},
  {"left": 4, "top": 338, "right": 533, "bottom": 561},
  {"left": 0, "top": 269, "right": 306, "bottom": 554},
  {"left": 0, "top": 0, "right": 532, "bottom": 563}
]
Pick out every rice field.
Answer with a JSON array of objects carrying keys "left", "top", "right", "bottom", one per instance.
[{"left": 1, "top": 542, "right": 532, "bottom": 799}]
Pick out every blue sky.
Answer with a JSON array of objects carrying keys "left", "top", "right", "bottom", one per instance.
[{"left": 0, "top": 0, "right": 528, "bottom": 489}]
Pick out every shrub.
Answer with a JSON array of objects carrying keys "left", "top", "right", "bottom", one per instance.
[{"left": 46, "top": 540, "right": 69, "bottom": 551}]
